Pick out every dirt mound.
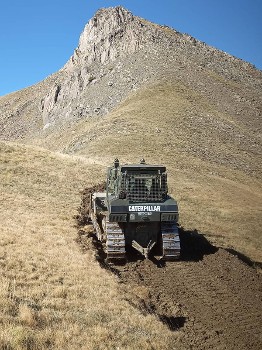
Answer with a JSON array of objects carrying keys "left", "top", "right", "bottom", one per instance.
[{"left": 75, "top": 182, "right": 106, "bottom": 226}]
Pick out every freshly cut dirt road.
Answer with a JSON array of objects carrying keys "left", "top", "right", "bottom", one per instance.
[
  {"left": 77, "top": 228, "right": 262, "bottom": 350},
  {"left": 114, "top": 247, "right": 262, "bottom": 350},
  {"left": 76, "top": 186, "right": 262, "bottom": 349}
]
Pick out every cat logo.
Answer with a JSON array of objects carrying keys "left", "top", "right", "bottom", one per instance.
[{"left": 128, "top": 205, "right": 161, "bottom": 212}]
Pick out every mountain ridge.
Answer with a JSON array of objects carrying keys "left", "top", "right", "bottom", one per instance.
[{"left": 0, "top": 6, "right": 261, "bottom": 141}]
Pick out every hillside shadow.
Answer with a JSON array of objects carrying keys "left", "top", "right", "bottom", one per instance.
[
  {"left": 127, "top": 298, "right": 187, "bottom": 332},
  {"left": 179, "top": 227, "right": 218, "bottom": 261},
  {"left": 225, "top": 248, "right": 262, "bottom": 269},
  {"left": 159, "top": 315, "right": 187, "bottom": 331}
]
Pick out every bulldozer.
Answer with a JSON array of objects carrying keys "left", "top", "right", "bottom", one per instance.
[{"left": 88, "top": 158, "right": 180, "bottom": 261}]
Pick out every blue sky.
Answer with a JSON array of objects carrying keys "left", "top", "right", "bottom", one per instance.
[{"left": 0, "top": 0, "right": 261, "bottom": 96}]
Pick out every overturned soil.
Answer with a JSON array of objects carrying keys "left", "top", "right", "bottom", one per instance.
[
  {"left": 76, "top": 186, "right": 262, "bottom": 350},
  {"left": 116, "top": 249, "right": 262, "bottom": 350}
]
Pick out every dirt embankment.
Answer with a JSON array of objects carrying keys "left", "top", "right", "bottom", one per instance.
[{"left": 76, "top": 186, "right": 262, "bottom": 350}]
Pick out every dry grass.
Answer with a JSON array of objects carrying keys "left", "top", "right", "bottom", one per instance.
[
  {"left": 0, "top": 141, "right": 180, "bottom": 349},
  {"left": 34, "top": 81, "right": 262, "bottom": 262}
]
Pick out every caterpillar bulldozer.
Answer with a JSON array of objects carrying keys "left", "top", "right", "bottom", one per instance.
[{"left": 88, "top": 159, "right": 180, "bottom": 261}]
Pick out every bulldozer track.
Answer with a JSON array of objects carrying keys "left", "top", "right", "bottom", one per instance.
[
  {"left": 161, "top": 221, "right": 180, "bottom": 259},
  {"left": 105, "top": 219, "right": 126, "bottom": 260}
]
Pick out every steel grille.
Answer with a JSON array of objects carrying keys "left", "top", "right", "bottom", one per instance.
[{"left": 120, "top": 173, "right": 167, "bottom": 202}]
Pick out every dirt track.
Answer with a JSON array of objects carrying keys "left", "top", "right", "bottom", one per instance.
[
  {"left": 116, "top": 248, "right": 262, "bottom": 350},
  {"left": 76, "top": 187, "right": 262, "bottom": 349}
]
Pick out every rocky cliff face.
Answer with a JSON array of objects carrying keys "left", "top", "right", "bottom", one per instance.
[
  {"left": 0, "top": 6, "right": 261, "bottom": 140},
  {"left": 40, "top": 6, "right": 146, "bottom": 128},
  {"left": 68, "top": 7, "right": 139, "bottom": 66}
]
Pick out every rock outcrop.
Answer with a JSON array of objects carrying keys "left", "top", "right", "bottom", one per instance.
[{"left": 67, "top": 7, "right": 139, "bottom": 66}]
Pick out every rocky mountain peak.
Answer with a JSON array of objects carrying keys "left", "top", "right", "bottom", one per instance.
[
  {"left": 0, "top": 6, "right": 261, "bottom": 145},
  {"left": 65, "top": 6, "right": 142, "bottom": 68}
]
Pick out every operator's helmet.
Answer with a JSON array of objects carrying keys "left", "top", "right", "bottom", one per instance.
[
  {"left": 140, "top": 158, "right": 146, "bottom": 164},
  {"left": 114, "top": 158, "right": 120, "bottom": 168}
]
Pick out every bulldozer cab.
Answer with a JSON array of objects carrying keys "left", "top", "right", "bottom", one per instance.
[{"left": 106, "top": 159, "right": 168, "bottom": 203}]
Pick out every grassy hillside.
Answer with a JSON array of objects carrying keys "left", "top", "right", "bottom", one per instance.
[
  {"left": 0, "top": 83, "right": 261, "bottom": 349},
  {"left": 30, "top": 80, "right": 262, "bottom": 263},
  {"left": 0, "top": 141, "right": 180, "bottom": 349}
]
